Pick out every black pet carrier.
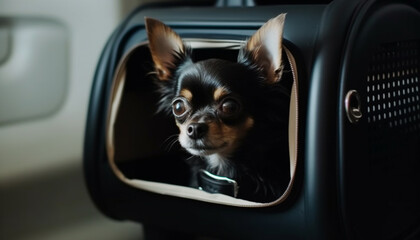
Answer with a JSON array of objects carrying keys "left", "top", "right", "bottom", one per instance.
[{"left": 84, "top": 0, "right": 420, "bottom": 239}]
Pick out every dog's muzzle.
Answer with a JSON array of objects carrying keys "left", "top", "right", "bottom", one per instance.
[{"left": 197, "top": 169, "right": 238, "bottom": 198}]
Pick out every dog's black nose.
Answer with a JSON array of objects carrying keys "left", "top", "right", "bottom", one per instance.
[{"left": 187, "top": 123, "right": 208, "bottom": 139}]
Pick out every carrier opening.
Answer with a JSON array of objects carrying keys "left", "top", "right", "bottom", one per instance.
[{"left": 106, "top": 39, "right": 298, "bottom": 207}]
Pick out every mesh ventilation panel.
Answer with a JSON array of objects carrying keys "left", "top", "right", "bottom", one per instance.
[
  {"left": 363, "top": 40, "right": 420, "bottom": 239},
  {"left": 367, "top": 41, "right": 420, "bottom": 130}
]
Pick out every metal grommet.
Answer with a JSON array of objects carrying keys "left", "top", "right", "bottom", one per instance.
[{"left": 345, "top": 90, "right": 362, "bottom": 124}]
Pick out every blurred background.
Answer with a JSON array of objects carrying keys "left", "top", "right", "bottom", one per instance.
[{"left": 0, "top": 0, "right": 191, "bottom": 239}]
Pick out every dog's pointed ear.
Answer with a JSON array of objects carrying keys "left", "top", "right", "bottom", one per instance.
[
  {"left": 145, "top": 17, "right": 189, "bottom": 81},
  {"left": 239, "top": 14, "right": 286, "bottom": 84}
]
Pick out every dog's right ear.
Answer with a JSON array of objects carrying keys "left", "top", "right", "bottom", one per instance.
[{"left": 145, "top": 18, "right": 189, "bottom": 81}]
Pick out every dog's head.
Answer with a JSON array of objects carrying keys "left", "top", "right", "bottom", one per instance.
[{"left": 146, "top": 15, "right": 286, "bottom": 159}]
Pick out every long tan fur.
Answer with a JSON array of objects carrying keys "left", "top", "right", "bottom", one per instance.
[
  {"left": 245, "top": 14, "right": 286, "bottom": 84},
  {"left": 145, "top": 17, "right": 185, "bottom": 81}
]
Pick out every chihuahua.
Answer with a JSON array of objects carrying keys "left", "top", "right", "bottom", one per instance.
[{"left": 145, "top": 14, "right": 290, "bottom": 202}]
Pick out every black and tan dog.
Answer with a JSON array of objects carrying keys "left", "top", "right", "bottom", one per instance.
[{"left": 146, "top": 14, "right": 290, "bottom": 202}]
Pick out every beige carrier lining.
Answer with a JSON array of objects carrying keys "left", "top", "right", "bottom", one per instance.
[{"left": 106, "top": 39, "right": 298, "bottom": 207}]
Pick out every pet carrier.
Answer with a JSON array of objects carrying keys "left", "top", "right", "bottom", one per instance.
[{"left": 84, "top": 0, "right": 420, "bottom": 239}]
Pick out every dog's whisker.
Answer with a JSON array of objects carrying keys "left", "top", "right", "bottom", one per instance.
[
  {"left": 161, "top": 134, "right": 179, "bottom": 152},
  {"left": 146, "top": 71, "right": 158, "bottom": 77},
  {"left": 167, "top": 138, "right": 179, "bottom": 152},
  {"left": 162, "top": 134, "right": 178, "bottom": 144}
]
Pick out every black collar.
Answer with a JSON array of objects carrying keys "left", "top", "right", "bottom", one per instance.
[{"left": 197, "top": 169, "right": 239, "bottom": 198}]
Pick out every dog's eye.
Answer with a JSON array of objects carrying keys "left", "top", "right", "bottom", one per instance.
[
  {"left": 172, "top": 99, "right": 189, "bottom": 117},
  {"left": 220, "top": 98, "right": 241, "bottom": 116}
]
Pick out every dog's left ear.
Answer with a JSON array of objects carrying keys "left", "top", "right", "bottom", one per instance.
[
  {"left": 239, "top": 14, "right": 286, "bottom": 84},
  {"left": 145, "top": 17, "right": 189, "bottom": 81}
]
